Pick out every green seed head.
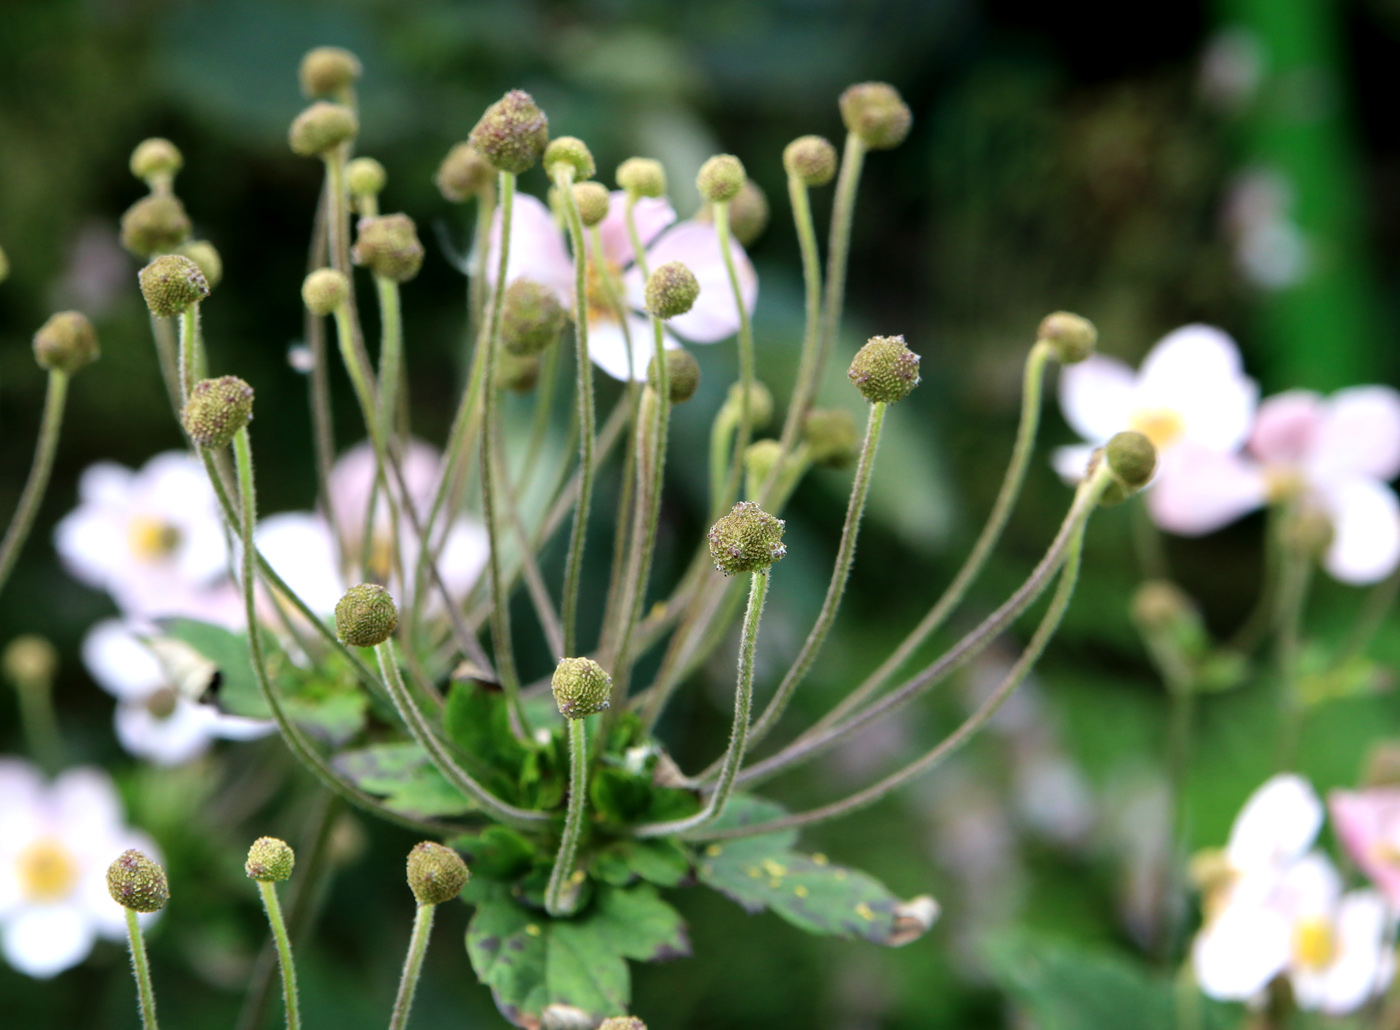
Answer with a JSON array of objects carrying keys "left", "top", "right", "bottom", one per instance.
[
  {"left": 573, "top": 182, "right": 610, "bottom": 228},
  {"left": 177, "top": 240, "right": 223, "bottom": 291},
  {"left": 335, "top": 584, "right": 399, "bottom": 647},
  {"left": 543, "top": 136, "right": 595, "bottom": 182},
  {"left": 352, "top": 213, "right": 424, "bottom": 283},
  {"left": 1105, "top": 430, "right": 1157, "bottom": 494},
  {"left": 707, "top": 500, "right": 786, "bottom": 576},
  {"left": 129, "top": 138, "right": 183, "bottom": 184},
  {"left": 647, "top": 348, "right": 701, "bottom": 403},
  {"left": 551, "top": 657, "right": 612, "bottom": 720},
  {"left": 406, "top": 841, "right": 470, "bottom": 906},
  {"left": 495, "top": 350, "right": 541, "bottom": 393},
  {"left": 107, "top": 849, "right": 169, "bottom": 912},
  {"left": 3, "top": 635, "right": 57, "bottom": 687},
  {"left": 435, "top": 142, "right": 494, "bottom": 202},
  {"left": 616, "top": 158, "right": 666, "bottom": 198},
  {"left": 644, "top": 261, "right": 700, "bottom": 320},
  {"left": 299, "top": 46, "right": 362, "bottom": 99},
  {"left": 120, "top": 194, "right": 192, "bottom": 257},
  {"left": 501, "top": 279, "right": 567, "bottom": 356},
  {"left": 181, "top": 376, "right": 254, "bottom": 448},
  {"left": 32, "top": 311, "right": 99, "bottom": 374},
  {"left": 470, "top": 90, "right": 549, "bottom": 175},
  {"left": 745, "top": 439, "right": 784, "bottom": 490},
  {"left": 1037, "top": 311, "right": 1097, "bottom": 365},
  {"left": 848, "top": 335, "right": 920, "bottom": 404},
  {"left": 696, "top": 154, "right": 745, "bottom": 203},
  {"left": 839, "top": 82, "right": 912, "bottom": 150},
  {"left": 138, "top": 254, "right": 209, "bottom": 318},
  {"left": 302, "top": 268, "right": 350, "bottom": 316},
  {"left": 803, "top": 408, "right": 859, "bottom": 469},
  {"left": 346, "top": 156, "right": 387, "bottom": 199},
  {"left": 725, "top": 380, "right": 774, "bottom": 429},
  {"left": 783, "top": 135, "right": 837, "bottom": 186},
  {"left": 288, "top": 102, "right": 359, "bottom": 158},
  {"left": 245, "top": 836, "right": 295, "bottom": 883}
]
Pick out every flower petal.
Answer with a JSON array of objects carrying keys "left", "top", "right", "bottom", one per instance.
[
  {"left": 1135, "top": 325, "right": 1258, "bottom": 452},
  {"left": 1318, "top": 478, "right": 1400, "bottom": 585},
  {"left": 1226, "top": 773, "right": 1323, "bottom": 874},
  {"left": 1250, "top": 390, "right": 1323, "bottom": 465},
  {"left": 1145, "top": 445, "right": 1266, "bottom": 536},
  {"left": 115, "top": 698, "right": 221, "bottom": 766},
  {"left": 624, "top": 221, "right": 757, "bottom": 344},
  {"left": 1311, "top": 386, "right": 1400, "bottom": 485},
  {"left": 586, "top": 312, "right": 678, "bottom": 382},
  {"left": 2, "top": 904, "right": 95, "bottom": 979},
  {"left": 82, "top": 620, "right": 164, "bottom": 701},
  {"left": 1329, "top": 789, "right": 1400, "bottom": 907},
  {"left": 1057, "top": 355, "right": 1137, "bottom": 445},
  {"left": 486, "top": 192, "right": 574, "bottom": 302},
  {"left": 255, "top": 512, "right": 344, "bottom": 616},
  {"left": 594, "top": 193, "right": 676, "bottom": 269},
  {"left": 1051, "top": 444, "right": 1098, "bottom": 484},
  {"left": 1192, "top": 898, "right": 1291, "bottom": 1002}
]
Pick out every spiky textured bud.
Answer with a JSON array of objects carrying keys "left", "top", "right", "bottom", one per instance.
[
  {"left": 496, "top": 351, "right": 540, "bottom": 393},
  {"left": 803, "top": 408, "right": 858, "bottom": 468},
  {"left": 129, "top": 138, "right": 183, "bottom": 184},
  {"left": 598, "top": 1019, "right": 648, "bottom": 1030},
  {"left": 697, "top": 154, "right": 745, "bottom": 203},
  {"left": 435, "top": 143, "right": 493, "bottom": 202},
  {"left": 177, "top": 240, "right": 223, "bottom": 290},
  {"left": 708, "top": 501, "right": 786, "bottom": 576},
  {"left": 347, "top": 157, "right": 387, "bottom": 198},
  {"left": 353, "top": 214, "right": 424, "bottom": 283},
  {"left": 573, "top": 182, "right": 610, "bottom": 228},
  {"left": 181, "top": 376, "right": 254, "bottom": 448},
  {"left": 544, "top": 136, "right": 595, "bottom": 182},
  {"left": 139, "top": 254, "right": 209, "bottom": 317},
  {"left": 288, "top": 102, "right": 358, "bottom": 157},
  {"left": 783, "top": 135, "right": 838, "bottom": 186},
  {"left": 551, "top": 657, "right": 612, "bottom": 720},
  {"left": 3, "top": 635, "right": 57, "bottom": 687},
  {"left": 302, "top": 268, "right": 350, "bottom": 316},
  {"left": 644, "top": 262, "right": 700, "bottom": 320},
  {"left": 107, "top": 850, "right": 169, "bottom": 912},
  {"left": 647, "top": 348, "right": 700, "bottom": 403},
  {"left": 299, "top": 46, "right": 362, "bottom": 99},
  {"left": 501, "top": 279, "right": 566, "bottom": 356},
  {"left": 406, "top": 842, "right": 470, "bottom": 906},
  {"left": 1037, "top": 311, "right": 1097, "bottom": 365},
  {"left": 120, "top": 195, "right": 192, "bottom": 257},
  {"left": 335, "top": 584, "right": 398, "bottom": 647},
  {"left": 725, "top": 380, "right": 774, "bottom": 429},
  {"left": 616, "top": 158, "right": 666, "bottom": 198},
  {"left": 470, "top": 90, "right": 549, "bottom": 175},
  {"left": 839, "top": 82, "right": 912, "bottom": 150},
  {"left": 1105, "top": 431, "right": 1156, "bottom": 493},
  {"left": 745, "top": 439, "right": 784, "bottom": 489},
  {"left": 32, "top": 311, "right": 99, "bottom": 374},
  {"left": 245, "top": 837, "right": 295, "bottom": 883},
  {"left": 848, "top": 335, "right": 920, "bottom": 404}
]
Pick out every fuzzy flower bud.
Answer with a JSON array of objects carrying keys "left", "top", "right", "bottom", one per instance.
[
  {"left": 302, "top": 268, "right": 350, "bottom": 316},
  {"left": 470, "top": 90, "right": 549, "bottom": 175},
  {"left": 353, "top": 214, "right": 424, "bottom": 283},
  {"left": 501, "top": 279, "right": 566, "bottom": 357},
  {"left": 177, "top": 240, "right": 223, "bottom": 290},
  {"left": 406, "top": 842, "right": 470, "bottom": 906},
  {"left": 129, "top": 138, "right": 183, "bottom": 184},
  {"left": 783, "top": 135, "right": 838, "bottom": 186},
  {"left": 598, "top": 1019, "right": 648, "bottom": 1030},
  {"left": 745, "top": 439, "right": 784, "bottom": 489},
  {"left": 120, "top": 195, "right": 191, "bottom": 257},
  {"left": 644, "top": 262, "right": 700, "bottom": 320},
  {"left": 496, "top": 351, "right": 541, "bottom": 393},
  {"left": 435, "top": 143, "right": 493, "bottom": 202},
  {"left": 616, "top": 158, "right": 666, "bottom": 198},
  {"left": 335, "top": 584, "right": 399, "bottom": 647},
  {"left": 289, "top": 102, "right": 358, "bottom": 158},
  {"left": 728, "top": 180, "right": 769, "bottom": 246},
  {"left": 32, "top": 311, "right": 99, "bottom": 374},
  {"left": 544, "top": 136, "right": 595, "bottom": 182},
  {"left": 803, "top": 408, "right": 858, "bottom": 468},
  {"left": 1104, "top": 431, "right": 1156, "bottom": 495},
  {"left": 1037, "top": 311, "right": 1097, "bottom": 365},
  {"left": 839, "top": 82, "right": 912, "bottom": 150},
  {"left": 551, "top": 657, "right": 612, "bottom": 720},
  {"left": 245, "top": 837, "right": 295, "bottom": 883},
  {"left": 1131, "top": 580, "right": 1195, "bottom": 632},
  {"left": 347, "top": 157, "right": 387, "bottom": 199},
  {"left": 573, "top": 182, "right": 610, "bottom": 228},
  {"left": 708, "top": 501, "right": 786, "bottom": 576},
  {"left": 724, "top": 380, "right": 774, "bottom": 429},
  {"left": 3, "top": 635, "right": 57, "bottom": 687},
  {"left": 299, "top": 46, "right": 362, "bottom": 99},
  {"left": 697, "top": 154, "right": 745, "bottom": 203},
  {"left": 107, "top": 850, "right": 169, "bottom": 912},
  {"left": 647, "top": 348, "right": 701, "bottom": 403},
  {"left": 848, "top": 335, "right": 920, "bottom": 404},
  {"left": 139, "top": 254, "right": 209, "bottom": 317},
  {"left": 181, "top": 376, "right": 254, "bottom": 448}
]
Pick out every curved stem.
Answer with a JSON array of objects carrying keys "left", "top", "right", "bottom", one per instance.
[
  {"left": 544, "top": 718, "right": 589, "bottom": 915},
  {"left": 1273, "top": 543, "right": 1313, "bottom": 770},
  {"left": 713, "top": 201, "right": 755, "bottom": 518},
  {"left": 177, "top": 304, "right": 201, "bottom": 401},
  {"left": 257, "top": 880, "right": 300, "bottom": 1030},
  {"left": 123, "top": 908, "right": 160, "bottom": 1030},
  {"left": 0, "top": 370, "right": 68, "bottom": 595},
  {"left": 388, "top": 903, "right": 436, "bottom": 1030},
  {"left": 813, "top": 133, "right": 866, "bottom": 392},
  {"left": 323, "top": 150, "right": 376, "bottom": 396},
  {"left": 777, "top": 172, "right": 824, "bottom": 451},
  {"left": 148, "top": 314, "right": 182, "bottom": 413},
  {"left": 375, "top": 275, "right": 403, "bottom": 447}
]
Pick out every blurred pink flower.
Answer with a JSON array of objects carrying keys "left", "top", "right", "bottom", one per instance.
[{"left": 1330, "top": 788, "right": 1400, "bottom": 907}]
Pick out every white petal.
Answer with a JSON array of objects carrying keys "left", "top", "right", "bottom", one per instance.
[
  {"left": 209, "top": 713, "right": 277, "bottom": 742},
  {"left": 1319, "top": 479, "right": 1400, "bottom": 585},
  {"left": 76, "top": 462, "right": 134, "bottom": 507},
  {"left": 587, "top": 313, "right": 678, "bottom": 382},
  {"left": 1145, "top": 445, "right": 1266, "bottom": 536},
  {"left": 1311, "top": 386, "right": 1400, "bottom": 484},
  {"left": 1192, "top": 899, "right": 1291, "bottom": 1001},
  {"left": 1307, "top": 891, "right": 1392, "bottom": 1015},
  {"left": 486, "top": 192, "right": 574, "bottom": 302},
  {"left": 434, "top": 518, "right": 489, "bottom": 603},
  {"left": 115, "top": 698, "right": 220, "bottom": 766},
  {"left": 255, "top": 512, "right": 344, "bottom": 616},
  {"left": 594, "top": 193, "right": 676, "bottom": 268},
  {"left": 50, "top": 768, "right": 124, "bottom": 843},
  {"left": 1135, "top": 325, "right": 1258, "bottom": 452},
  {"left": 1250, "top": 390, "right": 1323, "bottom": 465},
  {"left": 1278, "top": 852, "right": 1342, "bottom": 916},
  {"left": 1057, "top": 356, "right": 1137, "bottom": 444},
  {"left": 2, "top": 905, "right": 96, "bottom": 978},
  {"left": 624, "top": 221, "right": 758, "bottom": 344},
  {"left": 1226, "top": 774, "right": 1323, "bottom": 873},
  {"left": 81, "top": 620, "right": 164, "bottom": 701},
  {"left": 1051, "top": 444, "right": 1097, "bottom": 484},
  {"left": 53, "top": 505, "right": 126, "bottom": 591}
]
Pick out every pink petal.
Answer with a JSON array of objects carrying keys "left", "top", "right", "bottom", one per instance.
[
  {"left": 593, "top": 193, "right": 676, "bottom": 269},
  {"left": 1057, "top": 356, "right": 1136, "bottom": 445},
  {"left": 1318, "top": 478, "right": 1400, "bottom": 585},
  {"left": 1329, "top": 790, "right": 1400, "bottom": 908},
  {"left": 1311, "top": 386, "right": 1400, "bottom": 484},
  {"left": 1144, "top": 445, "right": 1266, "bottom": 536},
  {"left": 1250, "top": 390, "right": 1323, "bottom": 465},
  {"left": 624, "top": 221, "right": 758, "bottom": 344},
  {"left": 485, "top": 193, "right": 573, "bottom": 303}
]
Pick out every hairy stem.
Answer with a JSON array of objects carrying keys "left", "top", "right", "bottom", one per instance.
[
  {"left": 388, "top": 903, "right": 436, "bottom": 1030},
  {"left": 258, "top": 879, "right": 300, "bottom": 1030},
  {"left": 777, "top": 171, "right": 824, "bottom": 450},
  {"left": 0, "top": 370, "right": 68, "bottom": 596},
  {"left": 124, "top": 908, "right": 160, "bottom": 1030},
  {"left": 545, "top": 718, "right": 589, "bottom": 915},
  {"left": 812, "top": 132, "right": 866, "bottom": 392}
]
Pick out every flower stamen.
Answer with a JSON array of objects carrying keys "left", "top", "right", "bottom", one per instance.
[{"left": 17, "top": 838, "right": 80, "bottom": 904}]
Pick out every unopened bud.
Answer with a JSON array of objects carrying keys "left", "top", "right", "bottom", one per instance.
[
  {"left": 501, "top": 279, "right": 567, "bottom": 356},
  {"left": 616, "top": 158, "right": 666, "bottom": 198},
  {"left": 573, "top": 182, "right": 610, "bottom": 228},
  {"left": 3, "top": 635, "right": 57, "bottom": 687},
  {"left": 353, "top": 214, "right": 424, "bottom": 283},
  {"left": 470, "top": 90, "right": 549, "bottom": 175},
  {"left": 803, "top": 408, "right": 858, "bottom": 468},
  {"left": 33, "top": 311, "right": 99, "bottom": 374},
  {"left": 1037, "top": 312, "right": 1097, "bottom": 364},
  {"left": 181, "top": 376, "right": 254, "bottom": 448},
  {"left": 551, "top": 657, "right": 612, "bottom": 720},
  {"left": 406, "top": 841, "right": 470, "bottom": 905},
  {"left": 848, "top": 335, "right": 920, "bottom": 404},
  {"left": 107, "top": 850, "right": 169, "bottom": 912},
  {"left": 708, "top": 501, "right": 786, "bottom": 576},
  {"left": 129, "top": 138, "right": 183, "bottom": 185},
  {"left": 697, "top": 154, "right": 745, "bottom": 204},
  {"left": 496, "top": 351, "right": 541, "bottom": 393},
  {"left": 288, "top": 102, "right": 358, "bottom": 158},
  {"left": 783, "top": 135, "right": 838, "bottom": 186},
  {"left": 745, "top": 439, "right": 784, "bottom": 491},
  {"left": 1104, "top": 431, "right": 1156, "bottom": 494},
  {"left": 647, "top": 348, "right": 701, "bottom": 403},
  {"left": 839, "top": 82, "right": 912, "bottom": 150},
  {"left": 725, "top": 380, "right": 774, "bottom": 429},
  {"left": 120, "top": 195, "right": 191, "bottom": 257},
  {"left": 435, "top": 143, "right": 494, "bottom": 202},
  {"left": 139, "top": 254, "right": 209, "bottom": 317},
  {"left": 245, "top": 836, "right": 295, "bottom": 883},
  {"left": 347, "top": 157, "right": 387, "bottom": 199},
  {"left": 728, "top": 180, "right": 769, "bottom": 246},
  {"left": 303, "top": 268, "right": 350, "bottom": 316},
  {"left": 544, "top": 136, "right": 595, "bottom": 182},
  {"left": 336, "top": 584, "right": 398, "bottom": 647},
  {"left": 177, "top": 240, "right": 223, "bottom": 290},
  {"left": 645, "top": 262, "right": 700, "bottom": 320},
  {"left": 1131, "top": 580, "right": 1194, "bottom": 632},
  {"left": 299, "top": 46, "right": 362, "bottom": 99}
]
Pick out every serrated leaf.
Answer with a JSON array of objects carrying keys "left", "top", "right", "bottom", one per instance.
[
  {"left": 588, "top": 840, "right": 690, "bottom": 888},
  {"left": 334, "top": 742, "right": 475, "bottom": 818},
  {"left": 162, "top": 618, "right": 267, "bottom": 717},
  {"left": 451, "top": 825, "right": 539, "bottom": 881},
  {"left": 445, "top": 679, "right": 531, "bottom": 774},
  {"left": 547, "top": 921, "right": 629, "bottom": 1017},
  {"left": 466, "top": 889, "right": 549, "bottom": 1027},
  {"left": 589, "top": 767, "right": 654, "bottom": 825},
  {"left": 282, "top": 685, "right": 367, "bottom": 746},
  {"left": 590, "top": 883, "right": 690, "bottom": 961}
]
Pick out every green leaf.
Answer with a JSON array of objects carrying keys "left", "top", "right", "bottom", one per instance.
[
  {"left": 547, "top": 921, "right": 629, "bottom": 1017},
  {"left": 465, "top": 888, "right": 549, "bottom": 1027},
  {"left": 445, "top": 680, "right": 530, "bottom": 773},
  {"left": 588, "top": 840, "right": 690, "bottom": 888},
  {"left": 590, "top": 882, "right": 690, "bottom": 961},
  {"left": 282, "top": 684, "right": 367, "bottom": 746},
  {"left": 589, "top": 767, "right": 654, "bottom": 825},
  {"left": 162, "top": 618, "right": 268, "bottom": 718},
  {"left": 333, "top": 742, "right": 475, "bottom": 818},
  {"left": 450, "top": 825, "right": 538, "bottom": 881}
]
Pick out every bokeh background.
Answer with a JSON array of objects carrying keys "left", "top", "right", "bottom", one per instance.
[{"left": 3, "top": 0, "right": 1400, "bottom": 1026}]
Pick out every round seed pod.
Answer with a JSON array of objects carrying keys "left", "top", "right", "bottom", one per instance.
[
  {"left": 347, "top": 157, "right": 387, "bottom": 199},
  {"left": 644, "top": 262, "right": 700, "bottom": 320},
  {"left": 129, "top": 138, "right": 183, "bottom": 184},
  {"left": 696, "top": 154, "right": 745, "bottom": 203},
  {"left": 302, "top": 268, "right": 350, "bottom": 316},
  {"left": 725, "top": 380, "right": 775, "bottom": 429},
  {"left": 501, "top": 280, "right": 567, "bottom": 357},
  {"left": 616, "top": 158, "right": 666, "bottom": 198},
  {"left": 120, "top": 194, "right": 191, "bottom": 257},
  {"left": 647, "top": 348, "right": 701, "bottom": 404},
  {"left": 1105, "top": 430, "right": 1156, "bottom": 493},
  {"left": 107, "top": 850, "right": 169, "bottom": 912},
  {"left": 299, "top": 46, "right": 362, "bottom": 99},
  {"left": 245, "top": 837, "right": 295, "bottom": 883},
  {"left": 138, "top": 254, "right": 209, "bottom": 318},
  {"left": 551, "top": 657, "right": 612, "bottom": 720},
  {"left": 177, "top": 240, "right": 223, "bottom": 290},
  {"left": 3, "top": 635, "right": 57, "bottom": 687},
  {"left": 783, "top": 135, "right": 837, "bottom": 187},
  {"left": 470, "top": 90, "right": 549, "bottom": 175},
  {"left": 727, "top": 179, "right": 769, "bottom": 246},
  {"left": 707, "top": 501, "right": 786, "bottom": 576},
  {"left": 496, "top": 351, "right": 541, "bottom": 393},
  {"left": 32, "top": 311, "right": 98, "bottom": 374},
  {"left": 573, "top": 182, "right": 610, "bottom": 228},
  {"left": 352, "top": 214, "right": 424, "bottom": 283},
  {"left": 847, "top": 335, "right": 920, "bottom": 404},
  {"left": 745, "top": 439, "right": 784, "bottom": 488},
  {"left": 543, "top": 136, "right": 595, "bottom": 182},
  {"left": 838, "top": 82, "right": 912, "bottom": 150},
  {"left": 435, "top": 142, "right": 493, "bottom": 202},
  {"left": 288, "top": 102, "right": 359, "bottom": 158},
  {"left": 1037, "top": 311, "right": 1097, "bottom": 365},
  {"left": 803, "top": 408, "right": 858, "bottom": 469},
  {"left": 335, "top": 584, "right": 399, "bottom": 647},
  {"left": 181, "top": 376, "right": 254, "bottom": 448},
  {"left": 406, "top": 842, "right": 470, "bottom": 906}
]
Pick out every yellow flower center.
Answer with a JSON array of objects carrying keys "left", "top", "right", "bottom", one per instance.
[
  {"left": 1129, "top": 408, "right": 1186, "bottom": 450},
  {"left": 128, "top": 516, "right": 182, "bottom": 561},
  {"left": 1292, "top": 916, "right": 1336, "bottom": 971},
  {"left": 17, "top": 838, "right": 79, "bottom": 904},
  {"left": 1263, "top": 466, "right": 1305, "bottom": 505},
  {"left": 585, "top": 255, "right": 623, "bottom": 327}
]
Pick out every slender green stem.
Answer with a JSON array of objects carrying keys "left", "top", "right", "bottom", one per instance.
[
  {"left": 16, "top": 672, "right": 62, "bottom": 774},
  {"left": 330, "top": 302, "right": 381, "bottom": 451},
  {"left": 375, "top": 275, "right": 404, "bottom": 447},
  {"left": 778, "top": 172, "right": 824, "bottom": 451},
  {"left": 304, "top": 185, "right": 341, "bottom": 546},
  {"left": 147, "top": 314, "right": 182, "bottom": 415},
  {"left": 1340, "top": 560, "right": 1400, "bottom": 662},
  {"left": 545, "top": 718, "right": 589, "bottom": 915},
  {"left": 635, "top": 571, "right": 769, "bottom": 838},
  {"left": 177, "top": 304, "right": 201, "bottom": 401},
  {"left": 713, "top": 201, "right": 755, "bottom": 518},
  {"left": 124, "top": 907, "right": 159, "bottom": 1030},
  {"left": 323, "top": 149, "right": 377, "bottom": 394},
  {"left": 0, "top": 370, "right": 68, "bottom": 596},
  {"left": 495, "top": 423, "right": 564, "bottom": 658},
  {"left": 388, "top": 903, "right": 436, "bottom": 1030},
  {"left": 813, "top": 133, "right": 866, "bottom": 392},
  {"left": 625, "top": 193, "right": 652, "bottom": 284},
  {"left": 257, "top": 879, "right": 300, "bottom": 1030},
  {"left": 1273, "top": 544, "right": 1313, "bottom": 770},
  {"left": 708, "top": 404, "right": 740, "bottom": 524},
  {"left": 516, "top": 340, "right": 563, "bottom": 501}
]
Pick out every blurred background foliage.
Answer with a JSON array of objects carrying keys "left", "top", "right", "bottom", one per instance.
[{"left": 3, "top": 0, "right": 1400, "bottom": 1026}]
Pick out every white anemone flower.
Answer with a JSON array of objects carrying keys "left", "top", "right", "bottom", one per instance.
[
  {"left": 81, "top": 619, "right": 274, "bottom": 766},
  {"left": 1054, "top": 324, "right": 1262, "bottom": 534},
  {"left": 487, "top": 190, "right": 758, "bottom": 381},
  {"left": 0, "top": 759, "right": 159, "bottom": 978},
  {"left": 55, "top": 451, "right": 231, "bottom": 621}
]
